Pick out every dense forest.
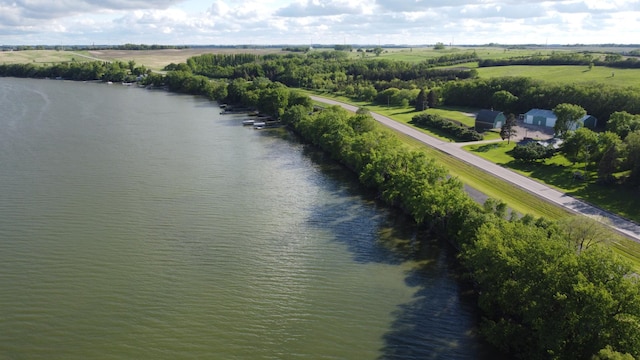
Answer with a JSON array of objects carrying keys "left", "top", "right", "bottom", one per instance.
[{"left": 2, "top": 51, "right": 640, "bottom": 358}]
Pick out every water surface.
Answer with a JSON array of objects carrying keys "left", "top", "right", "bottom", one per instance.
[{"left": 0, "top": 78, "right": 486, "bottom": 359}]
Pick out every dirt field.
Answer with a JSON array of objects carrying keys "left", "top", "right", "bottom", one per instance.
[{"left": 87, "top": 48, "right": 284, "bottom": 70}]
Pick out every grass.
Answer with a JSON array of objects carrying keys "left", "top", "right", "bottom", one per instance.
[
  {"left": 463, "top": 142, "right": 640, "bottom": 223},
  {"left": 476, "top": 65, "right": 640, "bottom": 88}
]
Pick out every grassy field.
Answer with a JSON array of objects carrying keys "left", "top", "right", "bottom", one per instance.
[
  {"left": 368, "top": 46, "right": 567, "bottom": 63},
  {"left": 476, "top": 65, "right": 640, "bottom": 87},
  {"left": 0, "top": 50, "right": 91, "bottom": 64}
]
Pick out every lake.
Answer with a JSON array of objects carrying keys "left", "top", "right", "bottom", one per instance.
[{"left": 0, "top": 77, "right": 488, "bottom": 359}]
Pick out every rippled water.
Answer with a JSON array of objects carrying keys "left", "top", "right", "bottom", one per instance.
[{"left": 0, "top": 78, "right": 488, "bottom": 359}]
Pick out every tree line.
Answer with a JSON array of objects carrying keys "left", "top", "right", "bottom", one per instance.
[
  {"left": 0, "top": 60, "right": 150, "bottom": 83},
  {"left": 264, "top": 84, "right": 639, "bottom": 359},
  {"left": 479, "top": 51, "right": 640, "bottom": 69},
  {"left": 442, "top": 76, "right": 640, "bottom": 126}
]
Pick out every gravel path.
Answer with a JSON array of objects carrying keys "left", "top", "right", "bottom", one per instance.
[{"left": 310, "top": 96, "right": 640, "bottom": 243}]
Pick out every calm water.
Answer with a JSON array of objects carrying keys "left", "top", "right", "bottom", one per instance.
[{"left": 0, "top": 78, "right": 486, "bottom": 359}]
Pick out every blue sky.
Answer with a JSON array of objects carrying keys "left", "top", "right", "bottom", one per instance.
[{"left": 1, "top": 0, "right": 639, "bottom": 45}]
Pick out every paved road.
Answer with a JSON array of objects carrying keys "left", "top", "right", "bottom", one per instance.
[{"left": 311, "top": 96, "right": 640, "bottom": 243}]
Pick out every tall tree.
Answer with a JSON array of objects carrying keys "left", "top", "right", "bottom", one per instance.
[
  {"left": 427, "top": 89, "right": 438, "bottom": 108},
  {"left": 553, "top": 103, "right": 587, "bottom": 137},
  {"left": 500, "top": 113, "right": 518, "bottom": 144},
  {"left": 415, "top": 88, "right": 428, "bottom": 111}
]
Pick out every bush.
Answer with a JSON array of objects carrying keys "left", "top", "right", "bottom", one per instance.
[
  {"left": 509, "top": 142, "right": 555, "bottom": 162},
  {"left": 412, "top": 113, "right": 483, "bottom": 141}
]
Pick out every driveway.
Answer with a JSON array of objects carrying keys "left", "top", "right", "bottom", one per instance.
[{"left": 310, "top": 96, "right": 640, "bottom": 243}]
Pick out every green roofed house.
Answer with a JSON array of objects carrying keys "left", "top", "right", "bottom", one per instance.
[{"left": 475, "top": 109, "right": 506, "bottom": 132}]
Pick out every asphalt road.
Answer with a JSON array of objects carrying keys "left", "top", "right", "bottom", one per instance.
[{"left": 310, "top": 96, "right": 640, "bottom": 243}]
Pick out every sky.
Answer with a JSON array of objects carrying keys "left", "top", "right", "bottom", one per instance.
[{"left": 1, "top": 0, "right": 639, "bottom": 46}]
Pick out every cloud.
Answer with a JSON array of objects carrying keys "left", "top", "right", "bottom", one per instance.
[
  {"left": 275, "top": 0, "right": 370, "bottom": 17},
  {"left": 0, "top": 0, "right": 639, "bottom": 45}
]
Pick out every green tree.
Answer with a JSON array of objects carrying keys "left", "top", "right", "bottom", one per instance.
[
  {"left": 373, "top": 47, "right": 383, "bottom": 56},
  {"left": 427, "top": 89, "right": 438, "bottom": 108},
  {"left": 509, "top": 142, "right": 554, "bottom": 162},
  {"left": 607, "top": 111, "right": 640, "bottom": 140},
  {"left": 553, "top": 103, "right": 587, "bottom": 137},
  {"left": 624, "top": 130, "right": 640, "bottom": 185},
  {"left": 257, "top": 82, "right": 289, "bottom": 119},
  {"left": 500, "top": 113, "right": 518, "bottom": 144},
  {"left": 433, "top": 42, "right": 445, "bottom": 50},
  {"left": 561, "top": 127, "right": 598, "bottom": 165},
  {"left": 415, "top": 88, "right": 428, "bottom": 111},
  {"left": 492, "top": 90, "right": 518, "bottom": 113}
]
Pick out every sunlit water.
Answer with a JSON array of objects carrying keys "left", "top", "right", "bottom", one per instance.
[{"left": 0, "top": 78, "right": 488, "bottom": 359}]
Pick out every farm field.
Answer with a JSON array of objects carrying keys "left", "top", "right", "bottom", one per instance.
[
  {"left": 0, "top": 50, "right": 90, "bottom": 64},
  {"left": 83, "top": 48, "right": 285, "bottom": 70}
]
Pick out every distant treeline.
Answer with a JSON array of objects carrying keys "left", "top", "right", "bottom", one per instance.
[
  {"left": 1, "top": 44, "right": 189, "bottom": 52},
  {"left": 443, "top": 76, "right": 640, "bottom": 125},
  {"left": 479, "top": 51, "right": 640, "bottom": 69},
  {"left": 0, "top": 60, "right": 150, "bottom": 82}
]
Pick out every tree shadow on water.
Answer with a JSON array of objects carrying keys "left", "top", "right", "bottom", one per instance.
[
  {"left": 379, "top": 248, "right": 497, "bottom": 360},
  {"left": 301, "top": 146, "right": 496, "bottom": 359}
]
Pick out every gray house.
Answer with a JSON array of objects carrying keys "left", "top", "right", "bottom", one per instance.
[{"left": 475, "top": 109, "right": 506, "bottom": 132}]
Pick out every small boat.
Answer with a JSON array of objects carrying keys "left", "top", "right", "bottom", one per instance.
[
  {"left": 253, "top": 122, "right": 266, "bottom": 129},
  {"left": 242, "top": 119, "right": 255, "bottom": 126}
]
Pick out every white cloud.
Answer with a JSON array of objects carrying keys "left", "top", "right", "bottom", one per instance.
[{"left": 0, "top": 0, "right": 639, "bottom": 45}]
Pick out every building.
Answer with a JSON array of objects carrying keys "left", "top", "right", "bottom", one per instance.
[
  {"left": 524, "top": 109, "right": 557, "bottom": 128},
  {"left": 523, "top": 109, "right": 597, "bottom": 131},
  {"left": 475, "top": 109, "right": 506, "bottom": 132}
]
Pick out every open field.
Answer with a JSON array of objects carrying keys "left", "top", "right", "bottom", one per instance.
[
  {"left": 0, "top": 50, "right": 91, "bottom": 64},
  {"left": 0, "top": 48, "right": 288, "bottom": 71},
  {"left": 83, "top": 48, "right": 286, "bottom": 70},
  {"left": 476, "top": 65, "right": 640, "bottom": 87}
]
